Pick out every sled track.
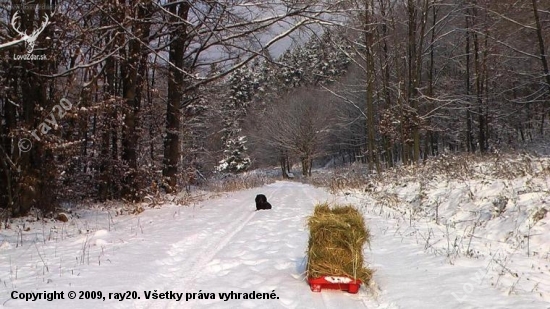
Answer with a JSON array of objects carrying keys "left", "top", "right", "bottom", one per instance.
[
  {"left": 136, "top": 188, "right": 278, "bottom": 309},
  {"left": 177, "top": 210, "right": 256, "bottom": 289},
  {"left": 162, "top": 209, "right": 257, "bottom": 309}
]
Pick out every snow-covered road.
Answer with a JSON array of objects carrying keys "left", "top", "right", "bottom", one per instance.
[{"left": 1, "top": 181, "right": 548, "bottom": 308}]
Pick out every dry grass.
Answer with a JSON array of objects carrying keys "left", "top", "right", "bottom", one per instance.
[
  {"left": 308, "top": 153, "right": 550, "bottom": 194},
  {"left": 393, "top": 152, "right": 550, "bottom": 182},
  {"left": 306, "top": 168, "right": 372, "bottom": 194},
  {"left": 206, "top": 172, "right": 277, "bottom": 192},
  {"left": 306, "top": 203, "right": 373, "bottom": 283}
]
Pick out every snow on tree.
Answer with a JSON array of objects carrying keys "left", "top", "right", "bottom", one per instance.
[
  {"left": 244, "top": 29, "right": 354, "bottom": 176},
  {"left": 217, "top": 135, "right": 251, "bottom": 173},
  {"left": 217, "top": 66, "right": 257, "bottom": 173},
  {"left": 276, "top": 30, "right": 353, "bottom": 89}
]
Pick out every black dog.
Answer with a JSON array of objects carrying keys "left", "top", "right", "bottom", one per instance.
[{"left": 255, "top": 194, "right": 272, "bottom": 211}]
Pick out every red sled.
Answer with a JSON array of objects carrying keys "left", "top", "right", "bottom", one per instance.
[{"left": 308, "top": 276, "right": 361, "bottom": 294}]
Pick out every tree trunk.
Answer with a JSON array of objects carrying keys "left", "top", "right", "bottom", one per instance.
[
  {"left": 280, "top": 151, "right": 289, "bottom": 178},
  {"left": 301, "top": 156, "right": 311, "bottom": 177},
  {"left": 379, "top": 0, "right": 393, "bottom": 168},
  {"left": 425, "top": 0, "right": 437, "bottom": 162},
  {"left": 163, "top": 1, "right": 189, "bottom": 193},
  {"left": 531, "top": 0, "right": 550, "bottom": 135},
  {"left": 121, "top": 6, "right": 140, "bottom": 200},
  {"left": 365, "top": 0, "right": 379, "bottom": 172},
  {"left": 0, "top": 61, "right": 18, "bottom": 212},
  {"left": 16, "top": 5, "right": 55, "bottom": 216},
  {"left": 472, "top": 10, "right": 487, "bottom": 153},
  {"left": 407, "top": 0, "right": 419, "bottom": 163},
  {"left": 123, "top": 1, "right": 152, "bottom": 200},
  {"left": 465, "top": 6, "right": 476, "bottom": 152}
]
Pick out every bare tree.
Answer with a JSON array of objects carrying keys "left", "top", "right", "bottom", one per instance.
[{"left": 258, "top": 89, "right": 334, "bottom": 177}]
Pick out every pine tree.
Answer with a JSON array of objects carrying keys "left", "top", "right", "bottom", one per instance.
[
  {"left": 276, "top": 30, "right": 353, "bottom": 89},
  {"left": 217, "top": 66, "right": 256, "bottom": 173}
]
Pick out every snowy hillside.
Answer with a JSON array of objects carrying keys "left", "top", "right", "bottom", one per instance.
[
  {"left": 314, "top": 153, "right": 550, "bottom": 305},
  {"left": 1, "top": 161, "right": 549, "bottom": 308}
]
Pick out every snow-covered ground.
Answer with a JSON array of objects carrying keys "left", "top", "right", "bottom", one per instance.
[{"left": 1, "top": 177, "right": 549, "bottom": 308}]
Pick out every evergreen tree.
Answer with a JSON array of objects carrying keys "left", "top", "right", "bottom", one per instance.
[
  {"left": 275, "top": 30, "right": 353, "bottom": 90},
  {"left": 217, "top": 66, "right": 256, "bottom": 173}
]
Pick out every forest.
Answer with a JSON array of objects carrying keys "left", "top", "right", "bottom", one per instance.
[{"left": 0, "top": 0, "right": 549, "bottom": 217}]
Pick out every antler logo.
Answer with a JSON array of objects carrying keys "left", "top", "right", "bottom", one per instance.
[{"left": 11, "top": 11, "right": 49, "bottom": 54}]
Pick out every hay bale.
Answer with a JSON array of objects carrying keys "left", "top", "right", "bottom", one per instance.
[{"left": 306, "top": 203, "right": 372, "bottom": 284}]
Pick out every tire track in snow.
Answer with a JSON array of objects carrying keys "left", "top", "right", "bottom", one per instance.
[
  {"left": 139, "top": 210, "right": 257, "bottom": 309},
  {"left": 175, "top": 210, "right": 257, "bottom": 287},
  {"left": 139, "top": 185, "right": 285, "bottom": 309}
]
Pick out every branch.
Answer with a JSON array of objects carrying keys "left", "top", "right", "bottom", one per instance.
[{"left": 0, "top": 38, "right": 26, "bottom": 51}]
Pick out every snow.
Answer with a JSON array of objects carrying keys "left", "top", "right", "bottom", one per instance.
[
  {"left": 325, "top": 277, "right": 352, "bottom": 284},
  {"left": 1, "top": 179, "right": 549, "bottom": 308}
]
